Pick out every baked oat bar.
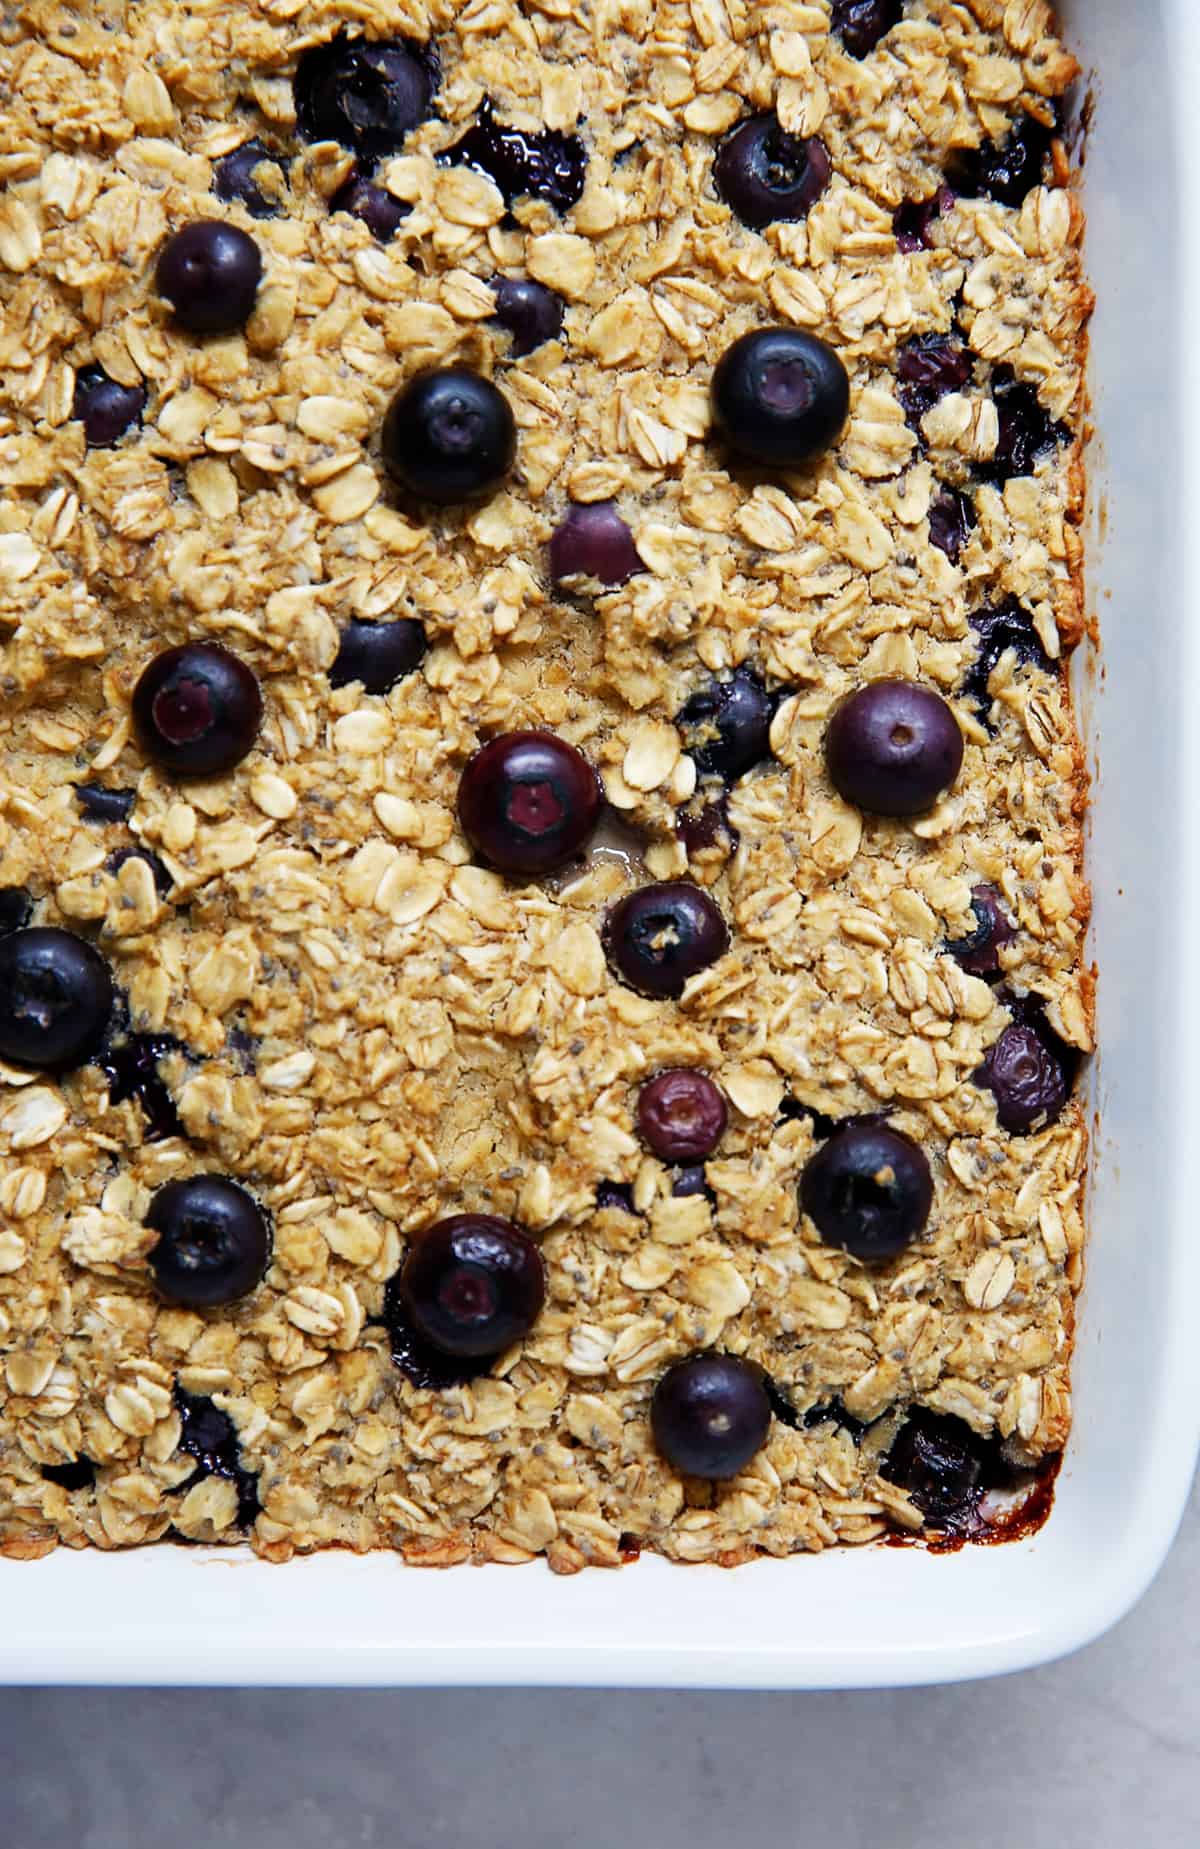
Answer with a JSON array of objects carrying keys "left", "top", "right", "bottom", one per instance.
[{"left": 0, "top": 0, "right": 1091, "bottom": 1568}]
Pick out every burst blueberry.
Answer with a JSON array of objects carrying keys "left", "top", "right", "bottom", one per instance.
[
  {"left": 442, "top": 98, "right": 586, "bottom": 212},
  {"left": 831, "top": 0, "right": 904, "bottom": 57},
  {"left": 677, "top": 670, "right": 773, "bottom": 783},
  {"left": 294, "top": 34, "right": 438, "bottom": 167},
  {"left": 948, "top": 113, "right": 1054, "bottom": 208},
  {"left": 946, "top": 883, "right": 1016, "bottom": 978},
  {"left": 928, "top": 486, "right": 976, "bottom": 564},
  {"left": 212, "top": 139, "right": 286, "bottom": 219},
  {"left": 896, "top": 334, "right": 971, "bottom": 431}
]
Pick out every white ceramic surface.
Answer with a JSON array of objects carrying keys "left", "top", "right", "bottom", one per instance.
[{"left": 3, "top": 0, "right": 1195, "bottom": 1688}]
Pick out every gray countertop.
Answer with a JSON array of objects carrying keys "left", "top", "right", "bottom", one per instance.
[{"left": 6, "top": 1475, "right": 1197, "bottom": 1848}]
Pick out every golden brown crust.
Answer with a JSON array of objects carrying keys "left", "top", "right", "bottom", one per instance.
[{"left": 0, "top": 0, "right": 1091, "bottom": 1565}]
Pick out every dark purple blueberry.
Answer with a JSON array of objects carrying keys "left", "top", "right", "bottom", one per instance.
[
  {"left": 491, "top": 276, "right": 564, "bottom": 356},
  {"left": 382, "top": 1274, "right": 481, "bottom": 1388},
  {"left": 676, "top": 796, "right": 739, "bottom": 860},
  {"left": 893, "top": 184, "right": 954, "bottom": 251},
  {"left": 711, "top": 328, "right": 850, "bottom": 468},
  {"left": 985, "top": 366, "right": 1069, "bottom": 482},
  {"left": 831, "top": 0, "right": 904, "bottom": 57},
  {"left": 964, "top": 599, "right": 1051, "bottom": 721},
  {"left": 948, "top": 114, "right": 1054, "bottom": 209},
  {"left": 712, "top": 114, "right": 831, "bottom": 230},
  {"left": 294, "top": 35, "right": 438, "bottom": 168},
  {"left": 549, "top": 502, "right": 643, "bottom": 590},
  {"left": 603, "top": 882, "right": 730, "bottom": 1000},
  {"left": 399, "top": 1214, "right": 545, "bottom": 1359},
  {"left": 99, "top": 1030, "right": 184, "bottom": 1140},
  {"left": 651, "top": 1353, "right": 771, "bottom": 1480},
  {"left": 800, "top": 1122, "right": 933, "bottom": 1260},
  {"left": 637, "top": 1070, "right": 727, "bottom": 1162},
  {"left": 458, "top": 731, "right": 601, "bottom": 877},
  {"left": 329, "top": 616, "right": 427, "bottom": 694},
  {"left": 212, "top": 139, "right": 287, "bottom": 220},
  {"left": 75, "top": 783, "right": 135, "bottom": 824},
  {"left": 40, "top": 1457, "right": 97, "bottom": 1491},
  {"left": 946, "top": 882, "right": 1016, "bottom": 978},
  {"left": 72, "top": 363, "right": 147, "bottom": 447},
  {"left": 825, "top": 679, "right": 963, "bottom": 816},
  {"left": 677, "top": 670, "right": 773, "bottom": 783},
  {"left": 801, "top": 1398, "right": 868, "bottom": 1442},
  {"left": 132, "top": 642, "right": 263, "bottom": 777},
  {"left": 146, "top": 1174, "right": 271, "bottom": 1306},
  {"left": 671, "top": 1165, "right": 713, "bottom": 1201},
  {"left": 330, "top": 172, "right": 408, "bottom": 240},
  {"left": 896, "top": 333, "right": 971, "bottom": 431},
  {"left": 927, "top": 485, "right": 976, "bottom": 563},
  {"left": 156, "top": 221, "right": 262, "bottom": 334},
  {"left": 976, "top": 1021, "right": 1068, "bottom": 1134},
  {"left": 382, "top": 368, "right": 514, "bottom": 502},
  {"left": 106, "top": 845, "right": 172, "bottom": 898},
  {"left": 175, "top": 1385, "right": 260, "bottom": 1528},
  {"left": 0, "top": 928, "right": 113, "bottom": 1071},
  {"left": 882, "top": 1408, "right": 994, "bottom": 1526},
  {"left": 442, "top": 98, "right": 587, "bottom": 213},
  {"left": 595, "top": 1180, "right": 637, "bottom": 1215},
  {"left": 0, "top": 888, "right": 32, "bottom": 935}
]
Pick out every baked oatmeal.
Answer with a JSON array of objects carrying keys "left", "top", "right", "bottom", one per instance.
[{"left": 0, "top": 0, "right": 1092, "bottom": 1568}]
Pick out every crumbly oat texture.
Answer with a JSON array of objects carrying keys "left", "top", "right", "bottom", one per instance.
[{"left": 0, "top": 0, "right": 1091, "bottom": 1568}]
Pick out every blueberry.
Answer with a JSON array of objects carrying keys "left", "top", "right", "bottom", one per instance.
[
  {"left": 442, "top": 98, "right": 586, "bottom": 213},
  {"left": 976, "top": 1021, "right": 1068, "bottom": 1134},
  {"left": 800, "top": 1121, "right": 933, "bottom": 1260},
  {"left": 75, "top": 783, "right": 135, "bottom": 824},
  {"left": 72, "top": 363, "right": 146, "bottom": 447},
  {"left": 603, "top": 882, "right": 730, "bottom": 1000},
  {"left": 676, "top": 795, "right": 739, "bottom": 861},
  {"left": 329, "top": 616, "right": 427, "bottom": 694},
  {"left": 0, "top": 928, "right": 113, "bottom": 1071},
  {"left": 825, "top": 679, "right": 963, "bottom": 816},
  {"left": 671, "top": 1165, "right": 713, "bottom": 1201},
  {"left": 146, "top": 1174, "right": 271, "bottom": 1306},
  {"left": 946, "top": 882, "right": 1016, "bottom": 978},
  {"left": 212, "top": 139, "right": 286, "bottom": 219},
  {"left": 948, "top": 114, "right": 1054, "bottom": 209},
  {"left": 549, "top": 502, "right": 643, "bottom": 590},
  {"left": 831, "top": 0, "right": 904, "bottom": 57},
  {"left": 175, "top": 1386, "right": 260, "bottom": 1528},
  {"left": 156, "top": 221, "right": 262, "bottom": 334},
  {"left": 985, "top": 366, "right": 1069, "bottom": 482},
  {"left": 457, "top": 730, "right": 601, "bottom": 877},
  {"left": 677, "top": 669, "right": 773, "bottom": 783},
  {"left": 330, "top": 172, "right": 408, "bottom": 240},
  {"left": 881, "top": 1408, "right": 993, "bottom": 1526},
  {"left": 398, "top": 1214, "right": 545, "bottom": 1359},
  {"left": 381, "top": 368, "right": 514, "bottom": 503},
  {"left": 382, "top": 1275, "right": 483, "bottom": 1388},
  {"left": 896, "top": 334, "right": 971, "bottom": 431},
  {"left": 106, "top": 845, "right": 172, "bottom": 898},
  {"left": 711, "top": 328, "right": 850, "bottom": 468},
  {"left": 491, "top": 276, "right": 564, "bottom": 356},
  {"left": 0, "top": 888, "right": 32, "bottom": 935},
  {"left": 927, "top": 485, "right": 976, "bottom": 564},
  {"left": 40, "top": 1457, "right": 97, "bottom": 1492},
  {"left": 637, "top": 1070, "right": 727, "bottom": 1162},
  {"left": 963, "top": 599, "right": 1050, "bottom": 721},
  {"left": 99, "top": 1030, "right": 184, "bottom": 1140},
  {"left": 595, "top": 1180, "right": 637, "bottom": 1215},
  {"left": 651, "top": 1353, "right": 771, "bottom": 1480},
  {"left": 294, "top": 34, "right": 438, "bottom": 168},
  {"left": 893, "top": 185, "right": 954, "bottom": 251},
  {"left": 712, "top": 114, "right": 831, "bottom": 230},
  {"left": 132, "top": 641, "right": 263, "bottom": 777}
]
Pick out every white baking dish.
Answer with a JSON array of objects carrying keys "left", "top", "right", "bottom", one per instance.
[{"left": 3, "top": 0, "right": 1197, "bottom": 1688}]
